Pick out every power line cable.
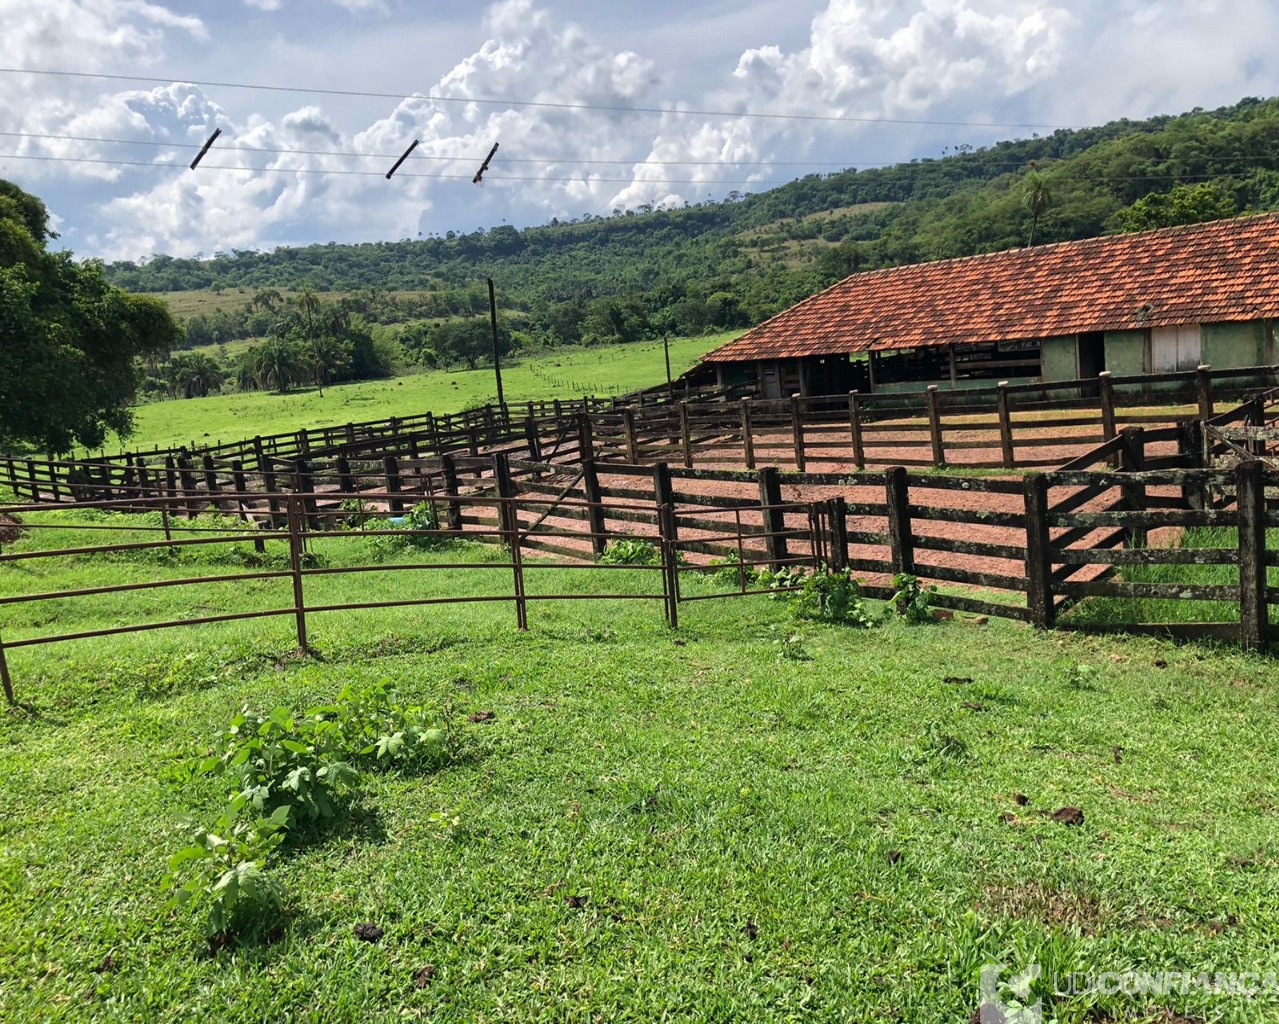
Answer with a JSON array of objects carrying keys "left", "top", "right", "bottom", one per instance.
[
  {"left": 0, "top": 66, "right": 1084, "bottom": 131},
  {"left": 1, "top": 149, "right": 1264, "bottom": 187},
  {"left": 7, "top": 129, "right": 1279, "bottom": 172}
]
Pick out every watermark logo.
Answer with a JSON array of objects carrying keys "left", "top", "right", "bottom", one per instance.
[{"left": 978, "top": 963, "right": 1043, "bottom": 1023}]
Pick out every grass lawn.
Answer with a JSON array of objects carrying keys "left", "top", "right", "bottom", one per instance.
[
  {"left": 1061, "top": 526, "right": 1279, "bottom": 626},
  {"left": 2, "top": 507, "right": 1278, "bottom": 1022},
  {"left": 113, "top": 333, "right": 736, "bottom": 454}
]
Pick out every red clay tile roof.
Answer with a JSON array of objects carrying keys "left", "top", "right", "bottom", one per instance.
[{"left": 703, "top": 214, "right": 1279, "bottom": 363}]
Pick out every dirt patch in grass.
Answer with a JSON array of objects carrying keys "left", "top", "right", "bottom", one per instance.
[
  {"left": 978, "top": 881, "right": 1107, "bottom": 934},
  {"left": 0, "top": 513, "right": 23, "bottom": 543}
]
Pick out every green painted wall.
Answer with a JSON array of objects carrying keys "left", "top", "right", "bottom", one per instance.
[
  {"left": 1202, "top": 322, "right": 1266, "bottom": 367},
  {"left": 1104, "top": 331, "right": 1147, "bottom": 376},
  {"left": 1040, "top": 336, "right": 1077, "bottom": 381}
]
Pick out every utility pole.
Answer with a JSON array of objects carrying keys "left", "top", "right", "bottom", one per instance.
[
  {"left": 663, "top": 333, "right": 673, "bottom": 396},
  {"left": 487, "top": 277, "right": 505, "bottom": 409}
]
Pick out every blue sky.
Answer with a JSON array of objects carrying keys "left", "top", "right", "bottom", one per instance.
[{"left": 1, "top": 0, "right": 1276, "bottom": 261}]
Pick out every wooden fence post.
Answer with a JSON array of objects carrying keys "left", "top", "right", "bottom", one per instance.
[
  {"left": 829, "top": 496, "right": 849, "bottom": 570},
  {"left": 658, "top": 501, "right": 679, "bottom": 629},
  {"left": 295, "top": 459, "right": 320, "bottom": 530},
  {"left": 440, "top": 454, "right": 463, "bottom": 531},
  {"left": 1023, "top": 473, "right": 1055, "bottom": 629},
  {"left": 926, "top": 386, "right": 945, "bottom": 467},
  {"left": 885, "top": 466, "right": 915, "bottom": 576},
  {"left": 758, "top": 466, "right": 787, "bottom": 568},
  {"left": 581, "top": 457, "right": 608, "bottom": 556},
  {"left": 524, "top": 415, "right": 542, "bottom": 464},
  {"left": 996, "top": 381, "right": 1015, "bottom": 469},
  {"left": 260, "top": 454, "right": 282, "bottom": 527},
  {"left": 577, "top": 413, "right": 595, "bottom": 462},
  {"left": 740, "top": 399, "right": 756, "bottom": 469},
  {"left": 848, "top": 391, "right": 865, "bottom": 470},
  {"left": 1196, "top": 364, "right": 1214, "bottom": 422},
  {"left": 622, "top": 407, "right": 639, "bottom": 464},
  {"left": 679, "top": 402, "right": 694, "bottom": 468},
  {"left": 202, "top": 455, "right": 220, "bottom": 498},
  {"left": 336, "top": 454, "right": 354, "bottom": 496},
  {"left": 1237, "top": 460, "right": 1268, "bottom": 651},
  {"left": 1119, "top": 427, "right": 1147, "bottom": 548},
  {"left": 1098, "top": 371, "right": 1117, "bottom": 448},
  {"left": 492, "top": 453, "right": 518, "bottom": 547},
  {"left": 285, "top": 495, "right": 309, "bottom": 652},
  {"left": 653, "top": 462, "right": 676, "bottom": 541},
  {"left": 177, "top": 454, "right": 200, "bottom": 519},
  {"left": 384, "top": 455, "right": 404, "bottom": 514},
  {"left": 790, "top": 394, "right": 806, "bottom": 471},
  {"left": 0, "top": 622, "right": 13, "bottom": 705}
]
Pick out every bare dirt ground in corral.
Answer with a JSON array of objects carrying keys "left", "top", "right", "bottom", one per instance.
[{"left": 502, "top": 423, "right": 1187, "bottom": 610}]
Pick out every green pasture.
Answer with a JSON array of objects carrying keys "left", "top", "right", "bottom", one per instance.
[
  {"left": 114, "top": 333, "right": 736, "bottom": 454},
  {"left": 0, "top": 503, "right": 1277, "bottom": 1022}
]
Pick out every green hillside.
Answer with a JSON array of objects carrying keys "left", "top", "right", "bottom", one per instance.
[{"left": 104, "top": 96, "right": 1279, "bottom": 355}]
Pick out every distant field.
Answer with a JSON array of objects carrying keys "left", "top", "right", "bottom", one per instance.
[
  {"left": 159, "top": 288, "right": 436, "bottom": 319},
  {"left": 115, "top": 332, "right": 739, "bottom": 453}
]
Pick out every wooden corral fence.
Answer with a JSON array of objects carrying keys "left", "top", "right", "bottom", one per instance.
[
  {"left": 3, "top": 364, "right": 1278, "bottom": 509},
  {"left": 2, "top": 440, "right": 1276, "bottom": 704}
]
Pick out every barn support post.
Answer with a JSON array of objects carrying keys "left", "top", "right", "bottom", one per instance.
[
  {"left": 885, "top": 466, "right": 915, "bottom": 576},
  {"left": 581, "top": 457, "right": 608, "bottom": 556},
  {"left": 1237, "top": 460, "right": 1268, "bottom": 651},
  {"left": 740, "top": 399, "right": 756, "bottom": 469},
  {"left": 925, "top": 386, "right": 945, "bottom": 467},
  {"left": 790, "top": 394, "right": 806, "bottom": 471},
  {"left": 848, "top": 391, "right": 865, "bottom": 470},
  {"left": 1023, "top": 473, "right": 1055, "bottom": 629},
  {"left": 996, "top": 382, "right": 1015, "bottom": 469},
  {"left": 758, "top": 466, "right": 787, "bottom": 568}
]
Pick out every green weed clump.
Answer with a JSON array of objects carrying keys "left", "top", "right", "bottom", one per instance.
[{"left": 166, "top": 678, "right": 456, "bottom": 947}]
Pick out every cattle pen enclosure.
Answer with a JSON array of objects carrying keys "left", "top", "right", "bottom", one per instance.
[{"left": 2, "top": 364, "right": 1278, "bottom": 705}]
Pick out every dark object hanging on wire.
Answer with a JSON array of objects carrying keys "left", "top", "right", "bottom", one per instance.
[
  {"left": 385, "top": 139, "right": 420, "bottom": 180},
  {"left": 473, "top": 142, "right": 499, "bottom": 184},
  {"left": 188, "top": 128, "right": 222, "bottom": 171}
]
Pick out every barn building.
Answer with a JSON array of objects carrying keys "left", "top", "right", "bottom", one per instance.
[{"left": 701, "top": 214, "right": 1279, "bottom": 397}]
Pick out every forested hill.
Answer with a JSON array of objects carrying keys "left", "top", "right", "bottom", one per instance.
[{"left": 105, "top": 96, "right": 1279, "bottom": 347}]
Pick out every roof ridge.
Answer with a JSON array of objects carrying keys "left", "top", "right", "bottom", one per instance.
[{"left": 702, "top": 212, "right": 1279, "bottom": 363}]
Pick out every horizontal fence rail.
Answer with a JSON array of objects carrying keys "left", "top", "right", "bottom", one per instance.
[{"left": 4, "top": 366, "right": 1278, "bottom": 510}]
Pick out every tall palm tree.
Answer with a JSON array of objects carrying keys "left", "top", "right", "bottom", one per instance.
[
  {"left": 1023, "top": 170, "right": 1051, "bottom": 247},
  {"left": 252, "top": 338, "right": 305, "bottom": 394},
  {"left": 295, "top": 288, "right": 325, "bottom": 395}
]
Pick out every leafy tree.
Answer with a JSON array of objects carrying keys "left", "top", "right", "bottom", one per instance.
[
  {"left": 0, "top": 180, "right": 180, "bottom": 451},
  {"left": 1114, "top": 181, "right": 1238, "bottom": 232},
  {"left": 248, "top": 338, "right": 308, "bottom": 393}
]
